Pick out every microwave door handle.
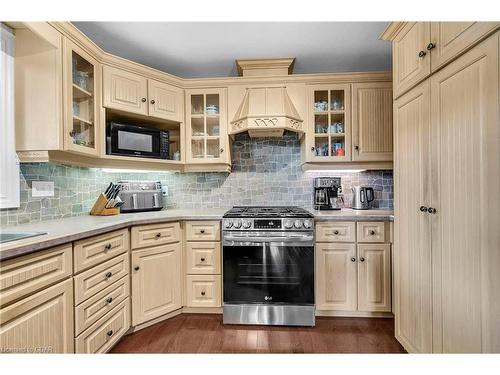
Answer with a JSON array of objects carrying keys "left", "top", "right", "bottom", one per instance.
[{"left": 153, "top": 193, "right": 159, "bottom": 208}]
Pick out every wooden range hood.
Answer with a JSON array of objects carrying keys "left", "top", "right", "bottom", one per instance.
[{"left": 230, "top": 58, "right": 304, "bottom": 138}]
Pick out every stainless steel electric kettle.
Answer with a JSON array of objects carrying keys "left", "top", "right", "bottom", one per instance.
[{"left": 351, "top": 186, "right": 374, "bottom": 210}]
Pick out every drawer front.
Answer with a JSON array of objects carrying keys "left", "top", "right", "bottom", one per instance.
[
  {"left": 74, "top": 229, "right": 129, "bottom": 273},
  {"left": 131, "top": 222, "right": 180, "bottom": 250},
  {"left": 185, "top": 275, "right": 221, "bottom": 308},
  {"left": 186, "top": 242, "right": 221, "bottom": 275},
  {"left": 315, "top": 222, "right": 356, "bottom": 242},
  {"left": 75, "top": 276, "right": 129, "bottom": 335},
  {"left": 75, "top": 298, "right": 130, "bottom": 354},
  {"left": 357, "top": 222, "right": 386, "bottom": 243},
  {"left": 185, "top": 221, "right": 220, "bottom": 241},
  {"left": 74, "top": 253, "right": 129, "bottom": 305},
  {"left": 0, "top": 244, "right": 72, "bottom": 306}
]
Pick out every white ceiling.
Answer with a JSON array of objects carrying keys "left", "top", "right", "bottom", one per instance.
[{"left": 73, "top": 22, "right": 391, "bottom": 78}]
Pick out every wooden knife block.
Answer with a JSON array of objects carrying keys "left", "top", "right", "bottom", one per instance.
[{"left": 90, "top": 193, "right": 120, "bottom": 216}]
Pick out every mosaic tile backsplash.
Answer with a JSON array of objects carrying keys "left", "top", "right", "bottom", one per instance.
[{"left": 1, "top": 132, "right": 393, "bottom": 226}]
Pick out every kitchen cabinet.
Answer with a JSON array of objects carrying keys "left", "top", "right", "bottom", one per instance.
[
  {"left": 64, "top": 38, "right": 101, "bottom": 156},
  {"left": 315, "top": 243, "right": 357, "bottom": 311},
  {"left": 429, "top": 22, "right": 499, "bottom": 71},
  {"left": 392, "top": 32, "right": 500, "bottom": 353},
  {"left": 0, "top": 279, "right": 74, "bottom": 353},
  {"left": 131, "top": 243, "right": 182, "bottom": 325},
  {"left": 357, "top": 244, "right": 391, "bottom": 312},
  {"left": 307, "top": 84, "right": 351, "bottom": 162},
  {"left": 185, "top": 275, "right": 222, "bottom": 308},
  {"left": 103, "top": 65, "right": 183, "bottom": 122},
  {"left": 392, "top": 22, "right": 431, "bottom": 99},
  {"left": 393, "top": 80, "right": 433, "bottom": 353},
  {"left": 185, "top": 88, "right": 229, "bottom": 164},
  {"left": 351, "top": 82, "right": 393, "bottom": 161}
]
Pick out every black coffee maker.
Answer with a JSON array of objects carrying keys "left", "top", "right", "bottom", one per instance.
[{"left": 313, "top": 177, "right": 343, "bottom": 210}]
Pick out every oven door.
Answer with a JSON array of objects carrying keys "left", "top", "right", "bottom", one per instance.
[
  {"left": 109, "top": 122, "right": 161, "bottom": 158},
  {"left": 223, "top": 232, "right": 314, "bottom": 305}
]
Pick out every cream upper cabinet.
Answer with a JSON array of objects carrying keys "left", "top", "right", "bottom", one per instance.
[
  {"left": 315, "top": 243, "right": 357, "bottom": 311},
  {"left": 351, "top": 82, "right": 393, "bottom": 161},
  {"left": 0, "top": 279, "right": 74, "bottom": 354},
  {"left": 393, "top": 80, "right": 433, "bottom": 353},
  {"left": 393, "top": 22, "right": 431, "bottom": 98},
  {"left": 307, "top": 84, "right": 351, "bottom": 162},
  {"left": 185, "top": 88, "right": 228, "bottom": 164},
  {"left": 429, "top": 22, "right": 499, "bottom": 71},
  {"left": 147, "top": 79, "right": 183, "bottom": 122},
  {"left": 430, "top": 34, "right": 499, "bottom": 353},
  {"left": 64, "top": 38, "right": 101, "bottom": 156},
  {"left": 103, "top": 65, "right": 148, "bottom": 115},
  {"left": 357, "top": 244, "right": 391, "bottom": 312},
  {"left": 131, "top": 243, "right": 182, "bottom": 326}
]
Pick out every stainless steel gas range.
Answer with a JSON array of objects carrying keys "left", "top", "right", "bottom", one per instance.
[{"left": 222, "top": 206, "right": 315, "bottom": 327}]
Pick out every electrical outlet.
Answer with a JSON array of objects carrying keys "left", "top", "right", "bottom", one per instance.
[
  {"left": 161, "top": 186, "right": 168, "bottom": 197},
  {"left": 32, "top": 181, "right": 55, "bottom": 197}
]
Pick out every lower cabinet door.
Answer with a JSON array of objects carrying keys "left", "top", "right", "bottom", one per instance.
[
  {"left": 315, "top": 243, "right": 357, "bottom": 311},
  {"left": 75, "top": 298, "right": 130, "bottom": 354},
  {"left": 357, "top": 244, "right": 391, "bottom": 312},
  {"left": 131, "top": 243, "right": 181, "bottom": 326},
  {"left": 185, "top": 275, "right": 221, "bottom": 308},
  {"left": 0, "top": 278, "right": 74, "bottom": 354}
]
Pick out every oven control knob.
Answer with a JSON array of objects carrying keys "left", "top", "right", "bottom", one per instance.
[
  {"left": 242, "top": 220, "right": 252, "bottom": 229},
  {"left": 224, "top": 220, "right": 233, "bottom": 229},
  {"left": 233, "top": 219, "right": 242, "bottom": 229},
  {"left": 284, "top": 219, "right": 294, "bottom": 229},
  {"left": 294, "top": 220, "right": 303, "bottom": 229},
  {"left": 303, "top": 219, "right": 313, "bottom": 229}
]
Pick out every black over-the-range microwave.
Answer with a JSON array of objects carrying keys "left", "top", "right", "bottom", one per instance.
[{"left": 106, "top": 122, "right": 169, "bottom": 159}]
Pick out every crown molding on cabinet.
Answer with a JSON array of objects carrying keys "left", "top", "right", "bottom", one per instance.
[
  {"left": 236, "top": 57, "right": 296, "bottom": 77},
  {"left": 379, "top": 22, "right": 408, "bottom": 41}
]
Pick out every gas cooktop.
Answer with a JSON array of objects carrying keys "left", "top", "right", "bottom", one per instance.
[{"left": 223, "top": 206, "right": 313, "bottom": 218}]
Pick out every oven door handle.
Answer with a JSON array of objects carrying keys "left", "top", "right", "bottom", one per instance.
[{"left": 223, "top": 234, "right": 314, "bottom": 246}]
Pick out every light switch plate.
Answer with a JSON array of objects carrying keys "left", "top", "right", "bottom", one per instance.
[
  {"left": 161, "top": 186, "right": 168, "bottom": 197},
  {"left": 32, "top": 181, "right": 55, "bottom": 197}
]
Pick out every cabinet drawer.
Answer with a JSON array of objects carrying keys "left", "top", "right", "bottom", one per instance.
[
  {"left": 75, "top": 276, "right": 129, "bottom": 336},
  {"left": 185, "top": 275, "right": 221, "bottom": 308},
  {"left": 357, "top": 222, "right": 386, "bottom": 243},
  {"left": 185, "top": 221, "right": 220, "bottom": 241},
  {"left": 0, "top": 244, "right": 72, "bottom": 306},
  {"left": 75, "top": 298, "right": 130, "bottom": 354},
  {"left": 186, "top": 242, "right": 221, "bottom": 275},
  {"left": 74, "top": 229, "right": 129, "bottom": 273},
  {"left": 74, "top": 253, "right": 129, "bottom": 305},
  {"left": 315, "top": 222, "right": 356, "bottom": 242},
  {"left": 131, "top": 222, "right": 180, "bottom": 250}
]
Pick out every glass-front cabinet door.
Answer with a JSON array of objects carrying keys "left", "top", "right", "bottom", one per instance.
[
  {"left": 308, "top": 84, "right": 351, "bottom": 162},
  {"left": 185, "top": 88, "right": 227, "bottom": 163},
  {"left": 64, "top": 39, "right": 100, "bottom": 156}
]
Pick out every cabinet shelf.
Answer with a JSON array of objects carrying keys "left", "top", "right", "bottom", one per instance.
[
  {"left": 72, "top": 83, "right": 93, "bottom": 98},
  {"left": 73, "top": 115, "right": 93, "bottom": 126},
  {"left": 191, "top": 135, "right": 220, "bottom": 140}
]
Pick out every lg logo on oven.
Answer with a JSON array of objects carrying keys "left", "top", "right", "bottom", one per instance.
[{"left": 264, "top": 296, "right": 273, "bottom": 301}]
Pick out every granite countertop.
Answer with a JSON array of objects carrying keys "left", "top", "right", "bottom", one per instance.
[{"left": 0, "top": 208, "right": 393, "bottom": 261}]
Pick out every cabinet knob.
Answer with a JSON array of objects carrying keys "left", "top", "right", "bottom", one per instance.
[
  {"left": 106, "top": 297, "right": 113, "bottom": 304},
  {"left": 141, "top": 98, "right": 147, "bottom": 103},
  {"left": 420, "top": 206, "right": 428, "bottom": 212},
  {"left": 418, "top": 50, "right": 426, "bottom": 58},
  {"left": 428, "top": 207, "right": 437, "bottom": 214},
  {"left": 200, "top": 229, "right": 205, "bottom": 234},
  {"left": 104, "top": 243, "right": 112, "bottom": 250},
  {"left": 200, "top": 257, "right": 206, "bottom": 262},
  {"left": 107, "top": 330, "right": 114, "bottom": 337},
  {"left": 369, "top": 230, "right": 375, "bottom": 235},
  {"left": 201, "top": 291, "right": 206, "bottom": 296},
  {"left": 311, "top": 147, "right": 315, "bottom": 152},
  {"left": 134, "top": 266, "right": 140, "bottom": 271},
  {"left": 360, "top": 257, "right": 365, "bottom": 262},
  {"left": 220, "top": 148, "right": 224, "bottom": 153},
  {"left": 105, "top": 272, "right": 112, "bottom": 278},
  {"left": 350, "top": 257, "right": 356, "bottom": 262},
  {"left": 333, "top": 230, "right": 339, "bottom": 235},
  {"left": 427, "top": 42, "right": 436, "bottom": 51},
  {"left": 354, "top": 145, "right": 359, "bottom": 151},
  {"left": 150, "top": 99, "right": 155, "bottom": 105},
  {"left": 69, "top": 130, "right": 76, "bottom": 137},
  {"left": 155, "top": 233, "right": 162, "bottom": 238}
]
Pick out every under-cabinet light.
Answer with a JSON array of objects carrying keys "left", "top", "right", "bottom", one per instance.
[
  {"left": 303, "top": 169, "right": 367, "bottom": 173},
  {"left": 101, "top": 168, "right": 178, "bottom": 174}
]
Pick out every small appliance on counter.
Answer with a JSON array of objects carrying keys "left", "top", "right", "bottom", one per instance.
[
  {"left": 116, "top": 181, "right": 163, "bottom": 213},
  {"left": 351, "top": 186, "right": 375, "bottom": 210},
  {"left": 313, "top": 177, "right": 343, "bottom": 210}
]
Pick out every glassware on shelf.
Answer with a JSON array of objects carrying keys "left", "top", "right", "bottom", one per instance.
[
  {"left": 206, "top": 104, "right": 219, "bottom": 114},
  {"left": 173, "top": 151, "right": 181, "bottom": 161},
  {"left": 314, "top": 100, "right": 328, "bottom": 112},
  {"left": 74, "top": 71, "right": 89, "bottom": 91},
  {"left": 72, "top": 101, "right": 80, "bottom": 117}
]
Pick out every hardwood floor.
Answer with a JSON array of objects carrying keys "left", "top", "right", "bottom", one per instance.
[{"left": 111, "top": 314, "right": 406, "bottom": 353}]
